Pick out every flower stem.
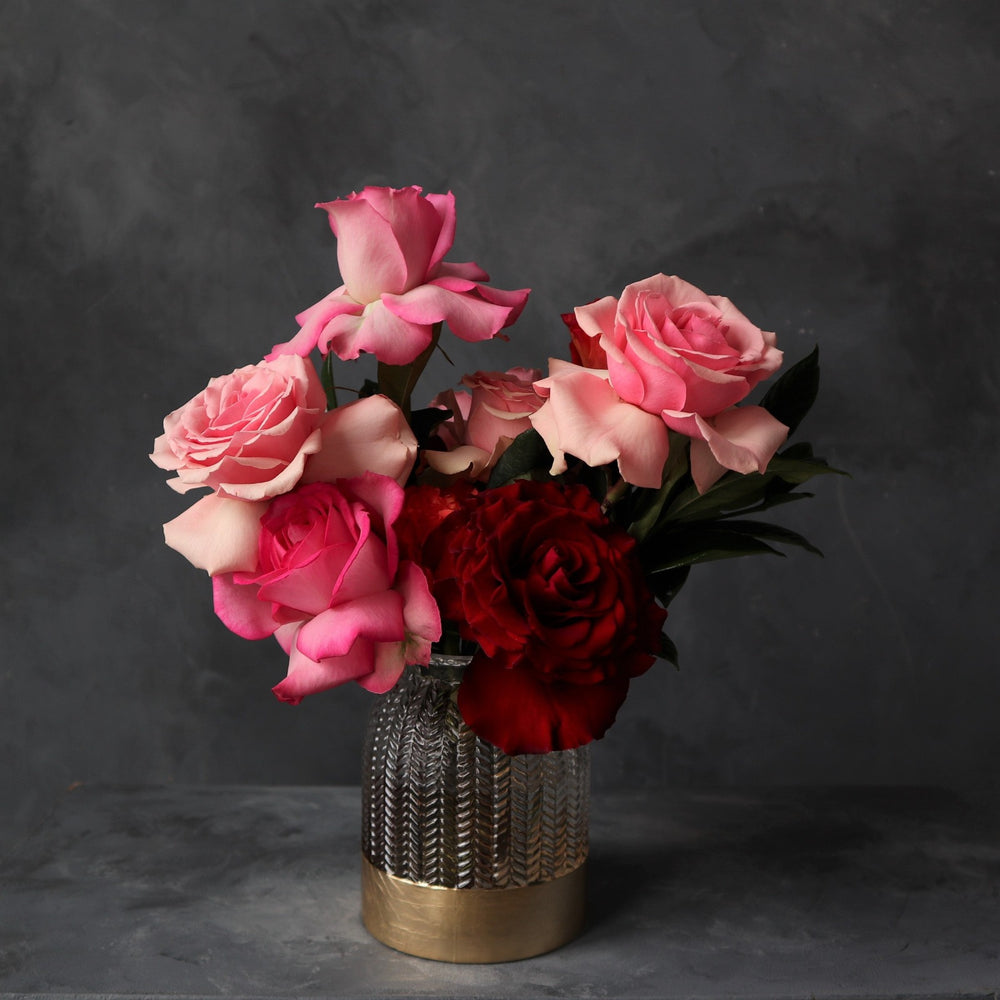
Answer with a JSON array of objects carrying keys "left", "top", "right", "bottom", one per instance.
[{"left": 377, "top": 322, "right": 443, "bottom": 419}]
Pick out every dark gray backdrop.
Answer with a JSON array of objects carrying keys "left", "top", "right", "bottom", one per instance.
[{"left": 3, "top": 0, "right": 998, "bottom": 845}]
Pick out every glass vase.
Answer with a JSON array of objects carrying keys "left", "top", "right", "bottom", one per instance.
[{"left": 360, "top": 655, "right": 591, "bottom": 962}]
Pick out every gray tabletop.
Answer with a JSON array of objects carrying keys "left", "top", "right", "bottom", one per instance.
[{"left": 1, "top": 784, "right": 997, "bottom": 999}]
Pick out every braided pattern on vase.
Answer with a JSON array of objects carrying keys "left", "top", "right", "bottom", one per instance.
[{"left": 362, "top": 659, "right": 590, "bottom": 889}]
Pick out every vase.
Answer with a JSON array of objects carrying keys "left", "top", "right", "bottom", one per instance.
[{"left": 360, "top": 654, "right": 591, "bottom": 963}]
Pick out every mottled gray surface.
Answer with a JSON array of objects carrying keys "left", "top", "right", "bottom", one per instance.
[
  {"left": 1, "top": 785, "right": 999, "bottom": 999},
  {"left": 2, "top": 0, "right": 1000, "bottom": 847}
]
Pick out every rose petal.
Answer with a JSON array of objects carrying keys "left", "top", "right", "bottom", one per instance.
[
  {"left": 318, "top": 195, "right": 410, "bottom": 301},
  {"left": 383, "top": 281, "right": 527, "bottom": 344},
  {"left": 272, "top": 628, "right": 376, "bottom": 704},
  {"left": 267, "top": 287, "right": 362, "bottom": 360},
  {"left": 458, "top": 653, "right": 631, "bottom": 755},
  {"left": 163, "top": 494, "right": 267, "bottom": 575},
  {"left": 397, "top": 560, "right": 443, "bottom": 655},
  {"left": 531, "top": 362, "right": 669, "bottom": 488},
  {"left": 212, "top": 573, "right": 276, "bottom": 640},
  {"left": 572, "top": 295, "right": 618, "bottom": 342},
  {"left": 302, "top": 395, "right": 417, "bottom": 486},
  {"left": 423, "top": 190, "right": 457, "bottom": 275},
  {"left": 423, "top": 444, "right": 489, "bottom": 478},
  {"left": 333, "top": 299, "right": 434, "bottom": 365},
  {"left": 295, "top": 590, "right": 405, "bottom": 662},
  {"left": 686, "top": 406, "right": 790, "bottom": 492},
  {"left": 435, "top": 260, "right": 489, "bottom": 282}
]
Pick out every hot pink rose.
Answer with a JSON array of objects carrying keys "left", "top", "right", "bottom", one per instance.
[
  {"left": 533, "top": 275, "right": 789, "bottom": 492},
  {"left": 213, "top": 475, "right": 441, "bottom": 699},
  {"left": 425, "top": 367, "right": 543, "bottom": 479},
  {"left": 161, "top": 394, "right": 417, "bottom": 576},
  {"left": 268, "top": 186, "right": 530, "bottom": 366},
  {"left": 150, "top": 354, "right": 326, "bottom": 501}
]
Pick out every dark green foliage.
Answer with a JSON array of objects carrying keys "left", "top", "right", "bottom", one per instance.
[
  {"left": 759, "top": 345, "right": 821, "bottom": 436},
  {"left": 486, "top": 428, "right": 554, "bottom": 488}
]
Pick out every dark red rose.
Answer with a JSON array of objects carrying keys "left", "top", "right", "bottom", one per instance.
[
  {"left": 434, "top": 479, "right": 666, "bottom": 754},
  {"left": 395, "top": 482, "right": 476, "bottom": 578}
]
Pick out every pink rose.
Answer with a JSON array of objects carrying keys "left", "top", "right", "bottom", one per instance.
[
  {"left": 268, "top": 186, "right": 530, "bottom": 366},
  {"left": 531, "top": 360, "right": 670, "bottom": 489},
  {"left": 150, "top": 354, "right": 326, "bottom": 501},
  {"left": 425, "top": 367, "right": 543, "bottom": 479},
  {"left": 563, "top": 309, "right": 608, "bottom": 369},
  {"left": 213, "top": 475, "right": 441, "bottom": 699},
  {"left": 576, "top": 274, "right": 783, "bottom": 417},
  {"left": 299, "top": 394, "right": 417, "bottom": 487},
  {"left": 533, "top": 275, "right": 789, "bottom": 492},
  {"left": 161, "top": 394, "right": 417, "bottom": 576}
]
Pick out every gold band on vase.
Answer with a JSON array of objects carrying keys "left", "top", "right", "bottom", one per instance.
[{"left": 361, "top": 855, "right": 587, "bottom": 963}]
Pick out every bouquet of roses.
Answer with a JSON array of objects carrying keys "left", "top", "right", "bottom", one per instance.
[{"left": 151, "top": 185, "right": 838, "bottom": 756}]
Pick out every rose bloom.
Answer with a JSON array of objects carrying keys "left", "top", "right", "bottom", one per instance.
[
  {"left": 213, "top": 475, "right": 441, "bottom": 701},
  {"left": 425, "top": 367, "right": 543, "bottom": 479},
  {"left": 150, "top": 354, "right": 325, "bottom": 501},
  {"left": 394, "top": 482, "right": 476, "bottom": 578},
  {"left": 268, "top": 186, "right": 530, "bottom": 366},
  {"left": 159, "top": 393, "right": 417, "bottom": 577},
  {"left": 533, "top": 274, "right": 789, "bottom": 492},
  {"left": 430, "top": 480, "right": 666, "bottom": 754}
]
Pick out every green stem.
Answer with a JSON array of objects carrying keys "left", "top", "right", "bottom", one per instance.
[
  {"left": 376, "top": 322, "right": 442, "bottom": 419},
  {"left": 320, "top": 351, "right": 338, "bottom": 410},
  {"left": 601, "top": 477, "right": 629, "bottom": 514}
]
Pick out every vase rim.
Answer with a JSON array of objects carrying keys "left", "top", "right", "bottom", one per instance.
[{"left": 427, "top": 651, "right": 475, "bottom": 668}]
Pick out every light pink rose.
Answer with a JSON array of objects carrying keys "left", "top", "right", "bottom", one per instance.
[
  {"left": 268, "top": 186, "right": 530, "bottom": 366},
  {"left": 150, "top": 354, "right": 326, "bottom": 501},
  {"left": 575, "top": 274, "right": 783, "bottom": 416},
  {"left": 300, "top": 394, "right": 417, "bottom": 487},
  {"left": 213, "top": 475, "right": 441, "bottom": 700},
  {"left": 161, "top": 394, "right": 417, "bottom": 576},
  {"left": 534, "top": 274, "right": 789, "bottom": 492},
  {"left": 425, "top": 367, "right": 544, "bottom": 479},
  {"left": 531, "top": 360, "right": 670, "bottom": 489}
]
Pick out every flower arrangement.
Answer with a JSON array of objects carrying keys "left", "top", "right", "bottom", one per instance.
[{"left": 152, "top": 185, "right": 839, "bottom": 756}]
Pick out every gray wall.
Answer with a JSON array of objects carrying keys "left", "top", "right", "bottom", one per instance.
[{"left": 3, "top": 1, "right": 998, "bottom": 841}]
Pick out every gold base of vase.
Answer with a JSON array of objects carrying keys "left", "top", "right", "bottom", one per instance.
[{"left": 361, "top": 855, "right": 587, "bottom": 963}]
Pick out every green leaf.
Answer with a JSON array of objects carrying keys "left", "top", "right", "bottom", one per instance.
[
  {"left": 759, "top": 455, "right": 846, "bottom": 485},
  {"left": 410, "top": 406, "right": 453, "bottom": 448},
  {"left": 662, "top": 470, "right": 787, "bottom": 524},
  {"left": 644, "top": 527, "right": 786, "bottom": 572},
  {"left": 780, "top": 440, "right": 815, "bottom": 461},
  {"left": 719, "top": 490, "right": 815, "bottom": 519},
  {"left": 760, "top": 346, "right": 820, "bottom": 435},
  {"left": 659, "top": 632, "right": 680, "bottom": 668},
  {"left": 487, "top": 428, "right": 553, "bottom": 488},
  {"left": 662, "top": 453, "right": 842, "bottom": 524},
  {"left": 627, "top": 434, "right": 692, "bottom": 541},
  {"left": 320, "top": 352, "right": 337, "bottom": 410},
  {"left": 714, "top": 519, "right": 823, "bottom": 556},
  {"left": 645, "top": 565, "right": 691, "bottom": 607}
]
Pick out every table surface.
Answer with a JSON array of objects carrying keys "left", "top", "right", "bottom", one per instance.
[{"left": 1, "top": 784, "right": 998, "bottom": 1000}]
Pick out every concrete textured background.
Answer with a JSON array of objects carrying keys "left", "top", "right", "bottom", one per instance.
[{"left": 2, "top": 0, "right": 998, "bottom": 844}]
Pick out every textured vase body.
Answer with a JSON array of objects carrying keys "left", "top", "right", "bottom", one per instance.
[{"left": 360, "top": 657, "right": 590, "bottom": 961}]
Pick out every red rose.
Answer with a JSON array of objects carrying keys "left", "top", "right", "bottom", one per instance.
[
  {"left": 434, "top": 480, "right": 666, "bottom": 754},
  {"left": 395, "top": 482, "right": 476, "bottom": 581}
]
